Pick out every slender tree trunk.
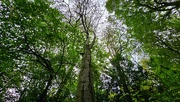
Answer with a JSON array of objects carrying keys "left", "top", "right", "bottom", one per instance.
[
  {"left": 37, "top": 75, "right": 53, "bottom": 102},
  {"left": 117, "top": 66, "right": 133, "bottom": 102},
  {"left": 76, "top": 44, "right": 94, "bottom": 102}
]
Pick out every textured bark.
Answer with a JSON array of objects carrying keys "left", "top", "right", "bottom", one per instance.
[{"left": 76, "top": 44, "right": 94, "bottom": 102}]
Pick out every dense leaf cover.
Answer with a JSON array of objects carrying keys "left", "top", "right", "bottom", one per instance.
[
  {"left": 106, "top": 0, "right": 180, "bottom": 101},
  {"left": 0, "top": 0, "right": 179, "bottom": 102}
]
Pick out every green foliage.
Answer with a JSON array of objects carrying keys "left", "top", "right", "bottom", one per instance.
[
  {"left": 0, "top": 0, "right": 83, "bottom": 101},
  {"left": 106, "top": 0, "right": 180, "bottom": 64},
  {"left": 1, "top": 0, "right": 179, "bottom": 101},
  {"left": 106, "top": 0, "right": 180, "bottom": 101}
]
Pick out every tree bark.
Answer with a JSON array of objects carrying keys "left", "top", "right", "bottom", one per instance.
[{"left": 76, "top": 44, "right": 94, "bottom": 102}]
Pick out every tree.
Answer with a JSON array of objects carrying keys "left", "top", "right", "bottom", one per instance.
[
  {"left": 101, "top": 16, "right": 158, "bottom": 102},
  {"left": 0, "top": 0, "right": 82, "bottom": 101},
  {"left": 74, "top": 0, "right": 101, "bottom": 101},
  {"left": 53, "top": 0, "right": 104, "bottom": 101},
  {"left": 106, "top": 0, "right": 180, "bottom": 101}
]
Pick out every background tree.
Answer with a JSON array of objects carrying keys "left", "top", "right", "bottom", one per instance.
[
  {"left": 106, "top": 0, "right": 180, "bottom": 101},
  {"left": 0, "top": 0, "right": 83, "bottom": 101},
  {"left": 100, "top": 15, "right": 159, "bottom": 102}
]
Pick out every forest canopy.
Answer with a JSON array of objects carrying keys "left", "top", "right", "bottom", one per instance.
[{"left": 0, "top": 0, "right": 180, "bottom": 102}]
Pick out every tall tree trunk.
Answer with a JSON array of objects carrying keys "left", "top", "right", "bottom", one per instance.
[{"left": 76, "top": 44, "right": 94, "bottom": 102}]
